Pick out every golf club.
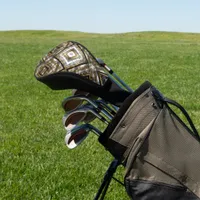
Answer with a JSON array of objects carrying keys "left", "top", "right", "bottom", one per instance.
[
  {"left": 62, "top": 95, "right": 113, "bottom": 121},
  {"left": 96, "top": 58, "right": 133, "bottom": 93},
  {"left": 65, "top": 123, "right": 102, "bottom": 149},
  {"left": 62, "top": 104, "right": 110, "bottom": 131},
  {"left": 95, "top": 100, "right": 117, "bottom": 116},
  {"left": 62, "top": 106, "right": 99, "bottom": 131},
  {"left": 72, "top": 89, "right": 117, "bottom": 115}
]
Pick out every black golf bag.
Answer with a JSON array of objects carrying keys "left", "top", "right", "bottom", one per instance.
[{"left": 99, "top": 81, "right": 200, "bottom": 200}]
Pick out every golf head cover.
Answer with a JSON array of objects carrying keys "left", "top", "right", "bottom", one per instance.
[
  {"left": 35, "top": 41, "right": 108, "bottom": 86},
  {"left": 34, "top": 41, "right": 131, "bottom": 106}
]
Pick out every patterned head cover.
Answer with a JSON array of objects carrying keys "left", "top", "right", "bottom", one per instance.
[{"left": 35, "top": 41, "right": 108, "bottom": 86}]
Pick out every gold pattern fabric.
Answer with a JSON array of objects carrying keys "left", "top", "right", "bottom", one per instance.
[{"left": 35, "top": 41, "right": 108, "bottom": 86}]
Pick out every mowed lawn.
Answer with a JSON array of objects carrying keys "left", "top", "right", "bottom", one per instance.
[{"left": 0, "top": 31, "right": 200, "bottom": 200}]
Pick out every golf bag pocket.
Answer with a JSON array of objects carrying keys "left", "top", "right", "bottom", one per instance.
[
  {"left": 99, "top": 81, "right": 161, "bottom": 162},
  {"left": 99, "top": 81, "right": 200, "bottom": 199}
]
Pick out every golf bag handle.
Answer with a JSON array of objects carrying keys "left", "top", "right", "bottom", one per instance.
[
  {"left": 164, "top": 97, "right": 200, "bottom": 141},
  {"left": 152, "top": 87, "right": 200, "bottom": 141}
]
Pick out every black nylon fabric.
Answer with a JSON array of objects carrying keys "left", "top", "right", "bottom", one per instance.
[
  {"left": 37, "top": 72, "right": 131, "bottom": 106},
  {"left": 125, "top": 179, "right": 200, "bottom": 200}
]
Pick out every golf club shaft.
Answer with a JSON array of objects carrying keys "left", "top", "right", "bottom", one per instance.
[
  {"left": 96, "top": 100, "right": 116, "bottom": 117},
  {"left": 77, "top": 96, "right": 113, "bottom": 121},
  {"left": 70, "top": 123, "right": 102, "bottom": 136},
  {"left": 88, "top": 124, "right": 102, "bottom": 136},
  {"left": 93, "top": 111, "right": 110, "bottom": 125},
  {"left": 97, "top": 58, "right": 133, "bottom": 92},
  {"left": 105, "top": 64, "right": 133, "bottom": 93}
]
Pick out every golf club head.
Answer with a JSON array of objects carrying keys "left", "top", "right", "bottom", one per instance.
[
  {"left": 65, "top": 125, "right": 89, "bottom": 149},
  {"left": 70, "top": 90, "right": 116, "bottom": 117},
  {"left": 62, "top": 104, "right": 109, "bottom": 130},
  {"left": 62, "top": 95, "right": 113, "bottom": 121},
  {"left": 62, "top": 92, "right": 98, "bottom": 112},
  {"left": 65, "top": 124, "right": 102, "bottom": 149}
]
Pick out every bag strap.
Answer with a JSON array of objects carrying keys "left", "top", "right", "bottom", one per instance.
[
  {"left": 152, "top": 87, "right": 200, "bottom": 141},
  {"left": 164, "top": 97, "right": 199, "bottom": 139}
]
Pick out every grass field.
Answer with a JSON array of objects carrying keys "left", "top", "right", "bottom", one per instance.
[{"left": 1, "top": 30, "right": 200, "bottom": 200}]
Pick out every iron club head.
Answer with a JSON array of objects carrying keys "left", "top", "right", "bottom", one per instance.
[
  {"left": 65, "top": 124, "right": 102, "bottom": 149},
  {"left": 62, "top": 104, "right": 110, "bottom": 131},
  {"left": 62, "top": 95, "right": 113, "bottom": 120}
]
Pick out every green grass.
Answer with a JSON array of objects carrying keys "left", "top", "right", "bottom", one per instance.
[{"left": 0, "top": 30, "right": 200, "bottom": 200}]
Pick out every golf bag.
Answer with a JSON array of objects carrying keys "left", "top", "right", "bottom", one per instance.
[
  {"left": 99, "top": 81, "right": 200, "bottom": 200},
  {"left": 35, "top": 40, "right": 200, "bottom": 199}
]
